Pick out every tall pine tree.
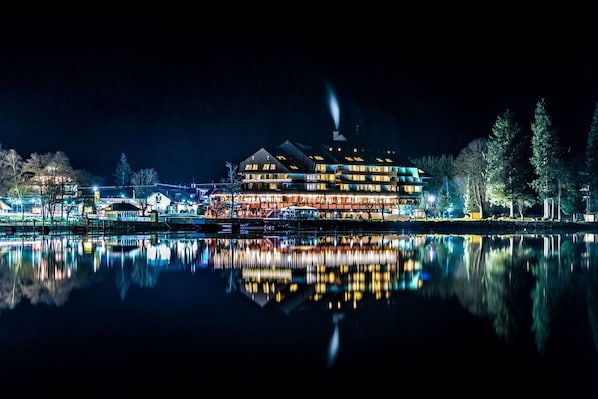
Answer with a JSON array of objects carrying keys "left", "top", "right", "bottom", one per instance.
[
  {"left": 113, "top": 152, "right": 132, "bottom": 188},
  {"left": 585, "top": 101, "right": 598, "bottom": 213},
  {"left": 487, "top": 109, "right": 535, "bottom": 218},
  {"left": 530, "top": 98, "right": 562, "bottom": 219}
]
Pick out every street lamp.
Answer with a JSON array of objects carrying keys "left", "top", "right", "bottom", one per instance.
[{"left": 427, "top": 194, "right": 436, "bottom": 218}]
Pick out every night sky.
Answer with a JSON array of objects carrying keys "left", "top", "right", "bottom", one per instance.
[{"left": 0, "top": 10, "right": 597, "bottom": 184}]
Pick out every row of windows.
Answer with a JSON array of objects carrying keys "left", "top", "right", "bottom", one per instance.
[
  {"left": 245, "top": 163, "right": 278, "bottom": 171},
  {"left": 319, "top": 164, "right": 396, "bottom": 173},
  {"left": 247, "top": 162, "right": 420, "bottom": 176},
  {"left": 216, "top": 193, "right": 415, "bottom": 204},
  {"left": 246, "top": 173, "right": 409, "bottom": 184},
  {"left": 243, "top": 182, "right": 422, "bottom": 193},
  {"left": 306, "top": 183, "right": 327, "bottom": 190}
]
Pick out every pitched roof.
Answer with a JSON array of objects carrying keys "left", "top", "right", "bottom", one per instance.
[
  {"left": 106, "top": 201, "right": 141, "bottom": 211},
  {"left": 239, "top": 135, "right": 420, "bottom": 175},
  {"left": 0, "top": 199, "right": 11, "bottom": 211}
]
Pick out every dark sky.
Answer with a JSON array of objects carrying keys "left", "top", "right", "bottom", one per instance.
[{"left": 0, "top": 9, "right": 597, "bottom": 184}]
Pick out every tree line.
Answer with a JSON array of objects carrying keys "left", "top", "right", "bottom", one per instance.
[
  {"left": 2, "top": 97, "right": 598, "bottom": 222},
  {"left": 410, "top": 98, "right": 598, "bottom": 220},
  {"left": 0, "top": 149, "right": 159, "bottom": 219}
]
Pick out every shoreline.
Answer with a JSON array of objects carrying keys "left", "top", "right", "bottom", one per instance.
[
  {"left": 256, "top": 218, "right": 598, "bottom": 235},
  {"left": 1, "top": 217, "right": 598, "bottom": 236}
]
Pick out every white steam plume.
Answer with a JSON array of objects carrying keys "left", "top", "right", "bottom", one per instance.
[{"left": 326, "top": 83, "right": 340, "bottom": 130}]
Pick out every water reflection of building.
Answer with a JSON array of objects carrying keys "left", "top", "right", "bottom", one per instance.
[{"left": 210, "top": 234, "right": 425, "bottom": 312}]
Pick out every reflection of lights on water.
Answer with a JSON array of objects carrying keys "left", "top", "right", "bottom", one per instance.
[
  {"left": 447, "top": 239, "right": 454, "bottom": 254},
  {"left": 427, "top": 247, "right": 435, "bottom": 262},
  {"left": 200, "top": 246, "right": 209, "bottom": 268},
  {"left": 146, "top": 244, "right": 171, "bottom": 266},
  {"left": 399, "top": 238, "right": 413, "bottom": 250},
  {"left": 583, "top": 234, "right": 596, "bottom": 243}
]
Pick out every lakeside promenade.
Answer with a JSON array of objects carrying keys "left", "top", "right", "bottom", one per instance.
[{"left": 1, "top": 217, "right": 598, "bottom": 236}]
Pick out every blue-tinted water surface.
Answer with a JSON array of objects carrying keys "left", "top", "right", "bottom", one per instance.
[{"left": 0, "top": 233, "right": 596, "bottom": 395}]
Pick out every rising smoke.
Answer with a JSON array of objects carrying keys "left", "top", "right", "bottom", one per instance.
[{"left": 326, "top": 82, "right": 340, "bottom": 130}]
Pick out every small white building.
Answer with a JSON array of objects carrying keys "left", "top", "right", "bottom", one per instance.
[{"left": 146, "top": 192, "right": 172, "bottom": 213}]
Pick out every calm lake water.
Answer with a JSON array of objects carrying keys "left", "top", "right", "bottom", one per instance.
[{"left": 0, "top": 231, "right": 597, "bottom": 394}]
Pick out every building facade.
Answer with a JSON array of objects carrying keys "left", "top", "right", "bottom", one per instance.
[{"left": 208, "top": 133, "right": 428, "bottom": 220}]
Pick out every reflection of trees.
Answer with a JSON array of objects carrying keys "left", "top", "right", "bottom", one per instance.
[
  {"left": 131, "top": 261, "right": 159, "bottom": 289},
  {"left": 420, "top": 236, "right": 468, "bottom": 297},
  {"left": 34, "top": 239, "right": 102, "bottom": 306},
  {"left": 583, "top": 233, "right": 598, "bottom": 354},
  {"left": 114, "top": 245, "right": 161, "bottom": 301},
  {"left": 222, "top": 269, "right": 240, "bottom": 294},
  {"left": 0, "top": 240, "right": 100, "bottom": 313},
  {"left": 484, "top": 236, "right": 536, "bottom": 343},
  {"left": 115, "top": 263, "right": 131, "bottom": 301},
  {"left": 588, "top": 263, "right": 598, "bottom": 353},
  {"left": 420, "top": 235, "right": 494, "bottom": 318},
  {"left": 420, "top": 234, "right": 537, "bottom": 344},
  {"left": 1, "top": 232, "right": 598, "bottom": 358},
  {"left": 0, "top": 253, "right": 25, "bottom": 311},
  {"left": 456, "top": 235, "right": 486, "bottom": 316},
  {"left": 531, "top": 235, "right": 582, "bottom": 354}
]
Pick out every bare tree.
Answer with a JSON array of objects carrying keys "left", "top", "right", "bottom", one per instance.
[
  {"left": 48, "top": 151, "right": 76, "bottom": 220},
  {"left": 455, "top": 138, "right": 488, "bottom": 218},
  {"left": 221, "top": 162, "right": 242, "bottom": 218},
  {"left": 21, "top": 151, "right": 75, "bottom": 220},
  {"left": 130, "top": 168, "right": 159, "bottom": 216}
]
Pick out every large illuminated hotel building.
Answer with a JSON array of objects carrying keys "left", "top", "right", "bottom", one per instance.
[{"left": 208, "top": 131, "right": 428, "bottom": 219}]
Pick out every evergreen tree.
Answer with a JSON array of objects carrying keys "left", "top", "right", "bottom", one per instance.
[
  {"left": 559, "top": 150, "right": 584, "bottom": 220},
  {"left": 114, "top": 153, "right": 132, "bottom": 188},
  {"left": 487, "top": 109, "right": 535, "bottom": 218},
  {"left": 530, "top": 98, "right": 562, "bottom": 219},
  {"left": 585, "top": 101, "right": 598, "bottom": 213}
]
